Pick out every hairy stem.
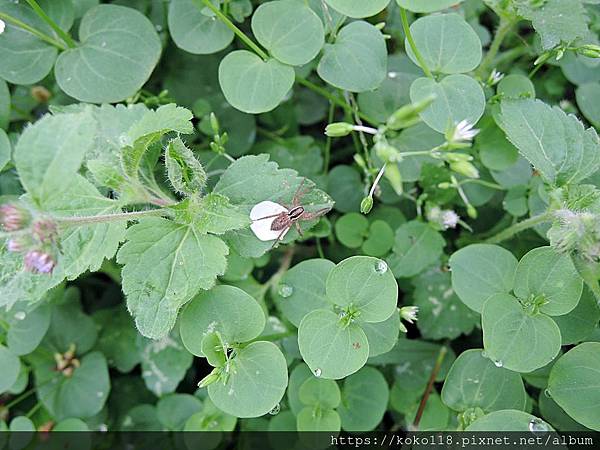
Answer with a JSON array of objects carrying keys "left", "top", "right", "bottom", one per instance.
[
  {"left": 0, "top": 12, "right": 66, "bottom": 50},
  {"left": 413, "top": 345, "right": 448, "bottom": 429},
  {"left": 55, "top": 208, "right": 169, "bottom": 226},
  {"left": 25, "top": 0, "right": 76, "bottom": 48},
  {"left": 485, "top": 212, "right": 553, "bottom": 244},
  {"left": 400, "top": 8, "right": 433, "bottom": 79}
]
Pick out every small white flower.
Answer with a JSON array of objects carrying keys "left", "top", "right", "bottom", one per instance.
[
  {"left": 488, "top": 69, "right": 504, "bottom": 86},
  {"left": 0, "top": 20, "right": 5, "bottom": 35},
  {"left": 249, "top": 201, "right": 289, "bottom": 242},
  {"left": 400, "top": 306, "right": 419, "bottom": 324},
  {"left": 449, "top": 120, "right": 480, "bottom": 143},
  {"left": 441, "top": 210, "right": 460, "bottom": 230}
]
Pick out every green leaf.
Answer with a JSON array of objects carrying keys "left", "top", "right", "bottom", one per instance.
[
  {"left": 190, "top": 193, "right": 249, "bottom": 234},
  {"left": 327, "top": 165, "right": 363, "bottom": 213},
  {"left": 553, "top": 287, "right": 600, "bottom": 345},
  {"left": 323, "top": 0, "right": 390, "bottom": 18},
  {"left": 208, "top": 341, "right": 288, "bottom": 417},
  {"left": 0, "top": 1, "right": 57, "bottom": 84},
  {"left": 218, "top": 50, "right": 295, "bottom": 114},
  {"left": 165, "top": 137, "right": 207, "bottom": 196},
  {"left": 317, "top": 21, "right": 387, "bottom": 92},
  {"left": 297, "top": 407, "right": 341, "bottom": 431},
  {"left": 156, "top": 393, "right": 202, "bottom": 430},
  {"left": 513, "top": 246, "right": 582, "bottom": 316},
  {"left": 441, "top": 349, "right": 527, "bottom": 413},
  {"left": 362, "top": 221, "right": 395, "bottom": 257},
  {"left": 548, "top": 342, "right": 600, "bottom": 431},
  {"left": 298, "top": 309, "right": 369, "bottom": 380},
  {"left": 34, "top": 351, "right": 110, "bottom": 420},
  {"left": 184, "top": 398, "right": 237, "bottom": 432},
  {"left": 497, "top": 74, "right": 536, "bottom": 100},
  {"left": 180, "top": 285, "right": 265, "bottom": 357},
  {"left": 449, "top": 244, "right": 518, "bottom": 313},
  {"left": 326, "top": 256, "right": 398, "bottom": 323},
  {"left": 477, "top": 116, "right": 519, "bottom": 171},
  {"left": 406, "top": 14, "right": 482, "bottom": 74},
  {"left": 274, "top": 258, "right": 334, "bottom": 327},
  {"left": 53, "top": 418, "right": 89, "bottom": 432},
  {"left": 120, "top": 404, "right": 163, "bottom": 431},
  {"left": 55, "top": 4, "right": 162, "bottom": 103},
  {"left": 93, "top": 305, "right": 141, "bottom": 373},
  {"left": 413, "top": 268, "right": 479, "bottom": 339},
  {"left": 252, "top": 0, "right": 324, "bottom": 66},
  {"left": 337, "top": 366, "right": 389, "bottom": 431},
  {"left": 0, "top": 79, "right": 10, "bottom": 130},
  {"left": 538, "top": 392, "right": 591, "bottom": 432},
  {"left": 15, "top": 109, "right": 95, "bottom": 203},
  {"left": 168, "top": 0, "right": 234, "bottom": 54},
  {"left": 7, "top": 303, "right": 51, "bottom": 356},
  {"left": 299, "top": 377, "right": 341, "bottom": 409},
  {"left": 410, "top": 74, "right": 486, "bottom": 134},
  {"left": 517, "top": 0, "right": 590, "bottom": 50},
  {"left": 466, "top": 410, "right": 553, "bottom": 431},
  {"left": 482, "top": 294, "right": 562, "bottom": 373},
  {"left": 288, "top": 363, "right": 313, "bottom": 415},
  {"left": 499, "top": 99, "right": 600, "bottom": 186},
  {"left": 0, "top": 129, "right": 9, "bottom": 172},
  {"left": 405, "top": 392, "right": 450, "bottom": 431},
  {"left": 396, "top": 0, "right": 464, "bottom": 13},
  {"left": 117, "top": 217, "right": 228, "bottom": 339},
  {"left": 576, "top": 82, "right": 600, "bottom": 128},
  {"left": 335, "top": 214, "right": 369, "bottom": 248},
  {"left": 0, "top": 345, "right": 20, "bottom": 394},
  {"left": 138, "top": 332, "right": 193, "bottom": 397},
  {"left": 360, "top": 312, "right": 400, "bottom": 357},
  {"left": 388, "top": 220, "right": 445, "bottom": 278}
]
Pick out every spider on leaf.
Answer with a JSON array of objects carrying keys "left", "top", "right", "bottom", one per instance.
[{"left": 249, "top": 179, "right": 332, "bottom": 248}]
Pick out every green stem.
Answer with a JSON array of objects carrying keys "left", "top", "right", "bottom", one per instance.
[
  {"left": 478, "top": 17, "right": 513, "bottom": 78},
  {"left": 0, "top": 12, "right": 66, "bottom": 50},
  {"left": 24, "top": 0, "right": 76, "bottom": 48},
  {"left": 459, "top": 179, "right": 504, "bottom": 190},
  {"left": 198, "top": 0, "right": 269, "bottom": 60},
  {"left": 55, "top": 208, "right": 169, "bottom": 226},
  {"left": 485, "top": 212, "right": 552, "bottom": 244},
  {"left": 400, "top": 8, "right": 433, "bottom": 79},
  {"left": 323, "top": 102, "right": 335, "bottom": 174},
  {"left": 251, "top": 331, "right": 295, "bottom": 343},
  {"left": 5, "top": 385, "right": 37, "bottom": 410}
]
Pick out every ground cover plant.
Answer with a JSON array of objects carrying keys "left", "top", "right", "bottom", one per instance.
[{"left": 0, "top": 0, "right": 599, "bottom": 439}]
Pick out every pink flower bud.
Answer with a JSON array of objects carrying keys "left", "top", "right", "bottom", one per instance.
[
  {"left": 32, "top": 220, "right": 57, "bottom": 244},
  {"left": 7, "top": 239, "right": 24, "bottom": 253},
  {"left": 24, "top": 250, "right": 55, "bottom": 274},
  {"left": 0, "top": 204, "right": 29, "bottom": 231}
]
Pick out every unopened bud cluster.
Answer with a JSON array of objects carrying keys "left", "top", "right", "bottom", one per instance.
[
  {"left": 54, "top": 344, "right": 80, "bottom": 377},
  {"left": 399, "top": 306, "right": 419, "bottom": 333},
  {"left": 548, "top": 209, "right": 600, "bottom": 261},
  {"left": 426, "top": 205, "right": 461, "bottom": 230}
]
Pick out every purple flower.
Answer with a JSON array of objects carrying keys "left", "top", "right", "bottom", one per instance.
[
  {"left": 0, "top": 204, "right": 29, "bottom": 231},
  {"left": 7, "top": 239, "right": 23, "bottom": 253},
  {"left": 24, "top": 250, "right": 55, "bottom": 274},
  {"left": 32, "top": 220, "right": 57, "bottom": 244}
]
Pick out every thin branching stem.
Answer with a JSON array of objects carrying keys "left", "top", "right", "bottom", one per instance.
[
  {"left": 400, "top": 8, "right": 433, "bottom": 79},
  {"left": 0, "top": 11, "right": 66, "bottom": 50}
]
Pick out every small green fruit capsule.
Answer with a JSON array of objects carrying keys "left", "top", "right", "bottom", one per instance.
[
  {"left": 360, "top": 196, "right": 374, "bottom": 214},
  {"left": 325, "top": 122, "right": 355, "bottom": 137},
  {"left": 467, "top": 205, "right": 478, "bottom": 219},
  {"left": 450, "top": 161, "right": 479, "bottom": 179}
]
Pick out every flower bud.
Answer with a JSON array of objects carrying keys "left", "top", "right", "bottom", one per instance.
[
  {"left": 360, "top": 196, "right": 374, "bottom": 214},
  {"left": 209, "top": 113, "right": 220, "bottom": 134},
  {"left": 325, "top": 122, "right": 355, "bottom": 137},
  {"left": 400, "top": 306, "right": 419, "bottom": 324},
  {"left": 450, "top": 161, "right": 480, "bottom": 179},
  {"left": 32, "top": 220, "right": 57, "bottom": 244},
  {"left": 384, "top": 163, "right": 403, "bottom": 195},
  {"left": 467, "top": 205, "right": 478, "bottom": 219},
  {"left": 7, "top": 238, "right": 25, "bottom": 253},
  {"left": 374, "top": 141, "right": 402, "bottom": 163},
  {"left": 24, "top": 250, "right": 55, "bottom": 274},
  {"left": 576, "top": 44, "right": 600, "bottom": 59},
  {"left": 386, "top": 95, "right": 435, "bottom": 131},
  {"left": 0, "top": 204, "right": 30, "bottom": 231},
  {"left": 437, "top": 182, "right": 452, "bottom": 189},
  {"left": 198, "top": 368, "right": 220, "bottom": 388}
]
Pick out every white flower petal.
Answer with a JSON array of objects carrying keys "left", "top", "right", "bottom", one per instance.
[
  {"left": 250, "top": 201, "right": 289, "bottom": 242},
  {"left": 0, "top": 20, "right": 5, "bottom": 35}
]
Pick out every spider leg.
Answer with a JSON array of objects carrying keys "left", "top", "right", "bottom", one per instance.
[
  {"left": 270, "top": 227, "right": 290, "bottom": 249},
  {"left": 252, "top": 213, "right": 282, "bottom": 222},
  {"left": 300, "top": 207, "right": 332, "bottom": 221},
  {"left": 295, "top": 221, "right": 304, "bottom": 237},
  {"left": 292, "top": 178, "right": 310, "bottom": 206}
]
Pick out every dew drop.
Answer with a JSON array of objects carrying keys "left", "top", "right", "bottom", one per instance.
[
  {"left": 14, "top": 311, "right": 26, "bottom": 321},
  {"left": 268, "top": 403, "right": 280, "bottom": 415},
  {"left": 96, "top": 391, "right": 104, "bottom": 398},
  {"left": 100, "top": 41, "right": 106, "bottom": 48},
  {"left": 493, "top": 359, "right": 503, "bottom": 368},
  {"left": 209, "top": 420, "right": 218, "bottom": 428},
  {"left": 155, "top": 24, "right": 163, "bottom": 32},
  {"left": 374, "top": 260, "right": 388, "bottom": 274},
  {"left": 278, "top": 283, "right": 294, "bottom": 298},
  {"left": 528, "top": 418, "right": 549, "bottom": 432},
  {"left": 313, "top": 368, "right": 322, "bottom": 377},
  {"left": 481, "top": 350, "right": 488, "bottom": 358},
  {"left": 544, "top": 388, "right": 552, "bottom": 399}
]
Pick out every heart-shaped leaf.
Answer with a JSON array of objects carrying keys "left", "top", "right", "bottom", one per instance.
[{"left": 324, "top": 0, "right": 390, "bottom": 18}]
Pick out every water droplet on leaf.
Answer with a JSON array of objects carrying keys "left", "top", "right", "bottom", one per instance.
[
  {"left": 14, "top": 311, "right": 26, "bottom": 320},
  {"left": 268, "top": 403, "right": 280, "bottom": 415},
  {"left": 313, "top": 368, "right": 322, "bottom": 377},
  {"left": 278, "top": 283, "right": 293, "bottom": 298},
  {"left": 528, "top": 418, "right": 549, "bottom": 432},
  {"left": 493, "top": 359, "right": 503, "bottom": 368},
  {"left": 544, "top": 389, "right": 552, "bottom": 398},
  {"left": 374, "top": 260, "right": 388, "bottom": 274}
]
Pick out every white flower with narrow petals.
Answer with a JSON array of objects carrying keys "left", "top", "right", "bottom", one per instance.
[
  {"left": 442, "top": 210, "right": 460, "bottom": 230},
  {"left": 400, "top": 306, "right": 419, "bottom": 324},
  {"left": 449, "top": 120, "right": 480, "bottom": 144},
  {"left": 488, "top": 69, "right": 504, "bottom": 86},
  {"left": 249, "top": 201, "right": 290, "bottom": 242},
  {"left": 0, "top": 20, "right": 5, "bottom": 35}
]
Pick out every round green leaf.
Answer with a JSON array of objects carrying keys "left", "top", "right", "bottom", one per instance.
[
  {"left": 208, "top": 341, "right": 288, "bottom": 418},
  {"left": 449, "top": 244, "right": 518, "bottom": 313},
  {"left": 337, "top": 366, "right": 389, "bottom": 431},
  {"left": 539, "top": 392, "right": 591, "bottom": 432},
  {"left": 466, "top": 410, "right": 553, "bottom": 431},
  {"left": 548, "top": 342, "right": 600, "bottom": 431},
  {"left": 323, "top": 0, "right": 390, "bottom": 18},
  {"left": 514, "top": 246, "right": 583, "bottom": 316},
  {"left": 576, "top": 82, "right": 600, "bottom": 128},
  {"left": 317, "top": 21, "right": 387, "bottom": 92},
  {"left": 388, "top": 220, "right": 445, "bottom": 278},
  {"left": 553, "top": 287, "right": 600, "bottom": 345},
  {"left": 7, "top": 304, "right": 51, "bottom": 356},
  {"left": 288, "top": 363, "right": 313, "bottom": 416},
  {"left": 184, "top": 398, "right": 237, "bottom": 432},
  {"left": 297, "top": 407, "right": 341, "bottom": 431},
  {"left": 252, "top": 0, "right": 324, "bottom": 66},
  {"left": 327, "top": 165, "right": 363, "bottom": 212},
  {"left": 157, "top": 393, "right": 203, "bottom": 430},
  {"left": 0, "top": 2, "right": 57, "bottom": 84},
  {"left": 9, "top": 416, "right": 34, "bottom": 432},
  {"left": 396, "top": 0, "right": 465, "bottom": 13},
  {"left": 0, "top": 345, "right": 20, "bottom": 394},
  {"left": 298, "top": 309, "right": 369, "bottom": 380},
  {"left": 477, "top": 116, "right": 519, "bottom": 171},
  {"left": 299, "top": 377, "right": 341, "bottom": 409},
  {"left": 482, "top": 294, "right": 561, "bottom": 373},
  {"left": 326, "top": 256, "right": 398, "bottom": 323},
  {"left": 335, "top": 213, "right": 369, "bottom": 248},
  {"left": 497, "top": 74, "right": 536, "bottom": 99},
  {"left": 168, "top": 0, "right": 234, "bottom": 54},
  {"left": 0, "top": 79, "right": 10, "bottom": 131},
  {"left": 406, "top": 14, "right": 482, "bottom": 74},
  {"left": 218, "top": 50, "right": 295, "bottom": 114},
  {"left": 55, "top": 4, "right": 162, "bottom": 103},
  {"left": 360, "top": 310, "right": 400, "bottom": 357},
  {"left": 410, "top": 74, "right": 486, "bottom": 133},
  {"left": 53, "top": 418, "right": 89, "bottom": 431},
  {"left": 180, "top": 285, "right": 266, "bottom": 357},
  {"left": 362, "top": 221, "right": 395, "bottom": 257},
  {"left": 441, "top": 349, "right": 527, "bottom": 413},
  {"left": 94, "top": 305, "right": 140, "bottom": 373},
  {"left": 275, "top": 258, "right": 335, "bottom": 328}
]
